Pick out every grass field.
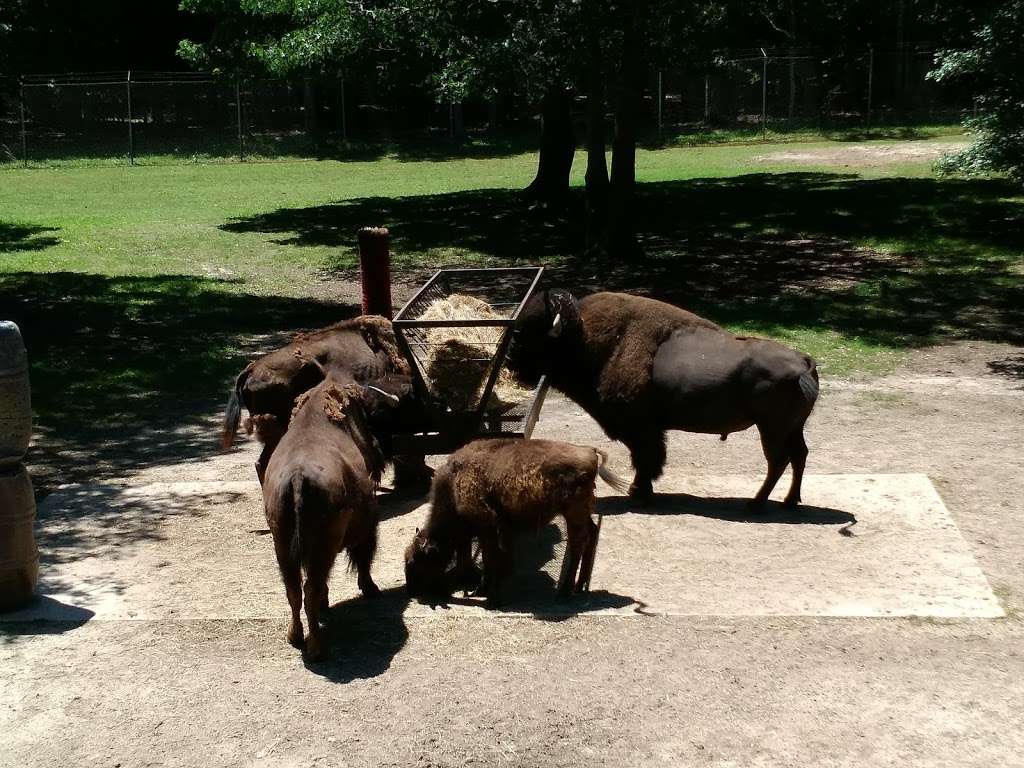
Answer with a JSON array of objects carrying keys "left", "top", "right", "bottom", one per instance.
[{"left": 2, "top": 132, "right": 1022, "bottom": 491}]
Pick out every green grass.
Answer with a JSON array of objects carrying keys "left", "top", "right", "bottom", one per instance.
[{"left": 2, "top": 133, "right": 1021, "bottom": 492}]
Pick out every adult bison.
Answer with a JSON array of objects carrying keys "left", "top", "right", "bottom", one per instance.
[
  {"left": 508, "top": 291, "right": 819, "bottom": 507},
  {"left": 221, "top": 315, "right": 429, "bottom": 488}
]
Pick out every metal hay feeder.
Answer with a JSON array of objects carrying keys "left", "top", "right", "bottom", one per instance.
[{"left": 391, "top": 267, "right": 549, "bottom": 456}]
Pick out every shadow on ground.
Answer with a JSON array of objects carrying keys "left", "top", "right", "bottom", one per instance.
[
  {"left": 599, "top": 494, "right": 856, "bottom": 526},
  {"left": 0, "top": 272, "right": 360, "bottom": 497},
  {"left": 0, "top": 221, "right": 61, "bottom": 252},
  {"left": 223, "top": 172, "right": 1024, "bottom": 349},
  {"left": 308, "top": 586, "right": 410, "bottom": 683}
]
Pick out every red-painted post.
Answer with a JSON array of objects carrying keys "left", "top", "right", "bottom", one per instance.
[{"left": 357, "top": 227, "right": 393, "bottom": 319}]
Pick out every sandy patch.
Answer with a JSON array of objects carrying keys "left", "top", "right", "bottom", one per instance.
[{"left": 756, "top": 140, "right": 968, "bottom": 167}]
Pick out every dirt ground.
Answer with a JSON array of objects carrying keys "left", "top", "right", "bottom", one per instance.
[
  {"left": 3, "top": 340, "right": 1024, "bottom": 767},
  {"left": 755, "top": 139, "right": 968, "bottom": 167}
]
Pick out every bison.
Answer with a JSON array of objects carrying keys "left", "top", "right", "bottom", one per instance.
[
  {"left": 262, "top": 374, "right": 392, "bottom": 660},
  {"left": 508, "top": 291, "right": 819, "bottom": 507},
  {"left": 404, "top": 438, "right": 629, "bottom": 606},
  {"left": 220, "top": 315, "right": 430, "bottom": 488}
]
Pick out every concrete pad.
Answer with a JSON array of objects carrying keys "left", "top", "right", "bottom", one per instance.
[{"left": 1, "top": 474, "right": 1002, "bottom": 623}]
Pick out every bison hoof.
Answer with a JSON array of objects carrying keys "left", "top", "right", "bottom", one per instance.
[
  {"left": 304, "top": 635, "right": 326, "bottom": 662},
  {"left": 746, "top": 498, "right": 769, "bottom": 512},
  {"left": 628, "top": 481, "right": 654, "bottom": 506},
  {"left": 783, "top": 496, "right": 800, "bottom": 510},
  {"left": 287, "top": 621, "right": 304, "bottom": 649},
  {"left": 359, "top": 579, "right": 381, "bottom": 599}
]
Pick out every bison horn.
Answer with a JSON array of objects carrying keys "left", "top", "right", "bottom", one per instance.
[
  {"left": 366, "top": 385, "right": 400, "bottom": 403},
  {"left": 549, "top": 312, "right": 563, "bottom": 338}
]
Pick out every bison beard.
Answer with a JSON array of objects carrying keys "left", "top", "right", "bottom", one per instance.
[{"left": 509, "top": 290, "right": 819, "bottom": 507}]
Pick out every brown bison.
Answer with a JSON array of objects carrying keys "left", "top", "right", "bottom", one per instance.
[
  {"left": 404, "top": 438, "right": 629, "bottom": 606},
  {"left": 508, "top": 291, "right": 819, "bottom": 507},
  {"left": 221, "top": 315, "right": 430, "bottom": 487},
  {"left": 262, "top": 375, "right": 391, "bottom": 660}
]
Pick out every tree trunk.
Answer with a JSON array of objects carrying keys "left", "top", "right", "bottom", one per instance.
[
  {"left": 607, "top": 10, "right": 644, "bottom": 257},
  {"left": 525, "top": 87, "right": 576, "bottom": 206},
  {"left": 584, "top": 40, "right": 609, "bottom": 254}
]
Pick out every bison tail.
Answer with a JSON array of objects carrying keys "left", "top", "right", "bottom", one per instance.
[
  {"left": 288, "top": 474, "right": 314, "bottom": 567},
  {"left": 220, "top": 364, "right": 252, "bottom": 451},
  {"left": 220, "top": 389, "right": 242, "bottom": 450},
  {"left": 595, "top": 449, "right": 631, "bottom": 495},
  {"left": 798, "top": 357, "right": 820, "bottom": 407}
]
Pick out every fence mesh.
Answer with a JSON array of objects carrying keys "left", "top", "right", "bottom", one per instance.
[{"left": 0, "top": 46, "right": 975, "bottom": 167}]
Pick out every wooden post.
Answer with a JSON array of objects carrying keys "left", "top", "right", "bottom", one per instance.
[
  {"left": 0, "top": 321, "right": 38, "bottom": 612},
  {"left": 126, "top": 70, "right": 134, "bottom": 166},
  {"left": 19, "top": 79, "right": 27, "bottom": 168},
  {"left": 356, "top": 227, "right": 393, "bottom": 319}
]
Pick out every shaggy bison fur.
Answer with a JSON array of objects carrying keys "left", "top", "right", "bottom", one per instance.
[
  {"left": 220, "top": 315, "right": 430, "bottom": 488},
  {"left": 508, "top": 290, "right": 819, "bottom": 506},
  {"left": 404, "top": 438, "right": 629, "bottom": 606},
  {"left": 262, "top": 375, "right": 390, "bottom": 661}
]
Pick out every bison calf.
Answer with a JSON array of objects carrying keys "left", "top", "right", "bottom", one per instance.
[
  {"left": 404, "top": 439, "right": 629, "bottom": 606},
  {"left": 262, "top": 376, "right": 388, "bottom": 660}
]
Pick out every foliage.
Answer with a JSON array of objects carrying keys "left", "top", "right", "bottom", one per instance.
[{"left": 930, "top": 0, "right": 1024, "bottom": 182}]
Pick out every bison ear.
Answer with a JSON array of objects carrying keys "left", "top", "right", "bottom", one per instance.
[{"left": 294, "top": 357, "right": 326, "bottom": 393}]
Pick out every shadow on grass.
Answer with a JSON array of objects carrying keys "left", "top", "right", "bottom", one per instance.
[
  {"left": 0, "top": 272, "right": 359, "bottom": 497},
  {"left": 224, "top": 172, "right": 1024, "bottom": 349},
  {"left": 0, "top": 221, "right": 61, "bottom": 252}
]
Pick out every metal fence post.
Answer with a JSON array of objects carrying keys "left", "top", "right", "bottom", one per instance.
[
  {"left": 339, "top": 73, "right": 348, "bottom": 142},
  {"left": 19, "top": 78, "right": 27, "bottom": 168},
  {"left": 126, "top": 70, "right": 134, "bottom": 165},
  {"left": 657, "top": 70, "right": 663, "bottom": 140},
  {"left": 704, "top": 74, "right": 710, "bottom": 124},
  {"left": 235, "top": 78, "right": 244, "bottom": 161},
  {"left": 866, "top": 45, "right": 874, "bottom": 127},
  {"left": 760, "top": 48, "right": 768, "bottom": 138}
]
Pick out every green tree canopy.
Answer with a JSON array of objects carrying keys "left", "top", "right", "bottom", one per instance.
[{"left": 930, "top": 0, "right": 1024, "bottom": 182}]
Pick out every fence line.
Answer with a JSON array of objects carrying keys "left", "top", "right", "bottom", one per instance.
[{"left": 0, "top": 45, "right": 974, "bottom": 167}]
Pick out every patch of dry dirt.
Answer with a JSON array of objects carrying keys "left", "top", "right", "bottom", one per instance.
[
  {"left": 755, "top": 139, "right": 968, "bottom": 167},
  {"left": 3, "top": 340, "right": 1023, "bottom": 767}
]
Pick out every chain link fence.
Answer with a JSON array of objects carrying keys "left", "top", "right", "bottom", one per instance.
[
  {"left": 656, "top": 45, "right": 972, "bottom": 137},
  {"left": 0, "top": 45, "right": 975, "bottom": 167}
]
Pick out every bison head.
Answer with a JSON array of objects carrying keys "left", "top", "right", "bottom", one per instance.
[
  {"left": 404, "top": 530, "right": 450, "bottom": 600},
  {"left": 508, "top": 288, "right": 582, "bottom": 385}
]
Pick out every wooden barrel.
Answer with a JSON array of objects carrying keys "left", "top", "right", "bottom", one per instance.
[
  {"left": 0, "top": 321, "right": 32, "bottom": 464},
  {"left": 0, "top": 463, "right": 38, "bottom": 611}
]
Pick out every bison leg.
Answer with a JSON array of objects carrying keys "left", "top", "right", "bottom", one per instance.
[
  {"left": 752, "top": 426, "right": 791, "bottom": 507},
  {"left": 349, "top": 528, "right": 380, "bottom": 598},
  {"left": 575, "top": 506, "right": 600, "bottom": 593},
  {"left": 393, "top": 454, "right": 434, "bottom": 493},
  {"left": 783, "top": 430, "right": 808, "bottom": 509},
  {"left": 558, "top": 505, "right": 594, "bottom": 600},
  {"left": 302, "top": 568, "right": 330, "bottom": 661},
  {"left": 625, "top": 429, "right": 666, "bottom": 504},
  {"left": 453, "top": 535, "right": 482, "bottom": 594},
  {"left": 275, "top": 550, "right": 304, "bottom": 648}
]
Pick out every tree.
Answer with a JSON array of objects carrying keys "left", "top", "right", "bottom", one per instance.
[{"left": 930, "top": 0, "right": 1024, "bottom": 182}]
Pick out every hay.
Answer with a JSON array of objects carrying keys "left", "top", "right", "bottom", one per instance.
[{"left": 418, "top": 294, "right": 532, "bottom": 411}]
